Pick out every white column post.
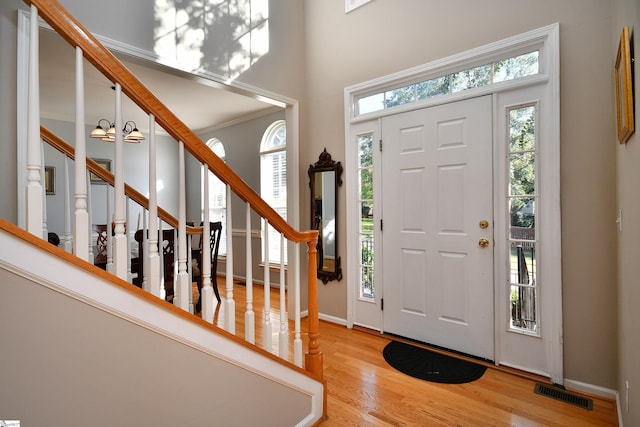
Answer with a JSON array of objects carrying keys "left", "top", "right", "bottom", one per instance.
[
  {"left": 26, "top": 5, "right": 43, "bottom": 237},
  {"left": 73, "top": 46, "right": 89, "bottom": 260},
  {"left": 112, "top": 84, "right": 127, "bottom": 280}
]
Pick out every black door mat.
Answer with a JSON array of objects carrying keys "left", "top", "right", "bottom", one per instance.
[{"left": 382, "top": 340, "right": 486, "bottom": 384}]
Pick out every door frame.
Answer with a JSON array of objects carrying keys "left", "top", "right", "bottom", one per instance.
[{"left": 344, "top": 24, "right": 562, "bottom": 383}]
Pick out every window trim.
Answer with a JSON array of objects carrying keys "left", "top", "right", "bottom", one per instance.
[{"left": 346, "top": 0, "right": 372, "bottom": 13}]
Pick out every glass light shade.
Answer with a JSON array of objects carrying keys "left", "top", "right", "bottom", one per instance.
[
  {"left": 125, "top": 128, "right": 144, "bottom": 141},
  {"left": 90, "top": 126, "right": 107, "bottom": 138}
]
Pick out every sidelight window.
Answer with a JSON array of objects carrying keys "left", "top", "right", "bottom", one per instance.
[
  {"left": 358, "top": 134, "right": 375, "bottom": 300},
  {"left": 507, "top": 105, "right": 538, "bottom": 334}
]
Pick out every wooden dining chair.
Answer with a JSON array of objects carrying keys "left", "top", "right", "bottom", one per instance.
[
  {"left": 134, "top": 228, "right": 177, "bottom": 301},
  {"left": 193, "top": 221, "right": 223, "bottom": 311}
]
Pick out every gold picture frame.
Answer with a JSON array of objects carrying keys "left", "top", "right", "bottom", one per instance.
[
  {"left": 90, "top": 158, "right": 111, "bottom": 184},
  {"left": 44, "top": 166, "right": 55, "bottom": 195},
  {"left": 615, "top": 26, "right": 634, "bottom": 144}
]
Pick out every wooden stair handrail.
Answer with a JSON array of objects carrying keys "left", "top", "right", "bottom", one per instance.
[
  {"left": 26, "top": 0, "right": 316, "bottom": 244},
  {"left": 41, "top": 125, "right": 200, "bottom": 235}
]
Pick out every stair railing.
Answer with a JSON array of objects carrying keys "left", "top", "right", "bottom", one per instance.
[{"left": 23, "top": 0, "right": 322, "bottom": 380}]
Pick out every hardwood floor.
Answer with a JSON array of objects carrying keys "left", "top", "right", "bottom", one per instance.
[{"left": 200, "top": 281, "right": 618, "bottom": 426}]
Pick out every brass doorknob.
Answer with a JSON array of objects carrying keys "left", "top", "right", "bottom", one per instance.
[{"left": 478, "top": 238, "right": 490, "bottom": 248}]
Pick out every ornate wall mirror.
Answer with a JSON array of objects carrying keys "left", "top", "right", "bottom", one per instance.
[{"left": 309, "top": 149, "right": 343, "bottom": 283}]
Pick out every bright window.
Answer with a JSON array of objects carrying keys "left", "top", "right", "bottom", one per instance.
[
  {"left": 358, "top": 134, "right": 375, "bottom": 300},
  {"left": 507, "top": 105, "right": 538, "bottom": 334},
  {"left": 357, "top": 51, "right": 539, "bottom": 115},
  {"left": 260, "top": 120, "right": 287, "bottom": 265}
]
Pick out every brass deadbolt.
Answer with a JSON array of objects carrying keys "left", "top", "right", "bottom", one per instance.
[{"left": 479, "top": 220, "right": 489, "bottom": 229}]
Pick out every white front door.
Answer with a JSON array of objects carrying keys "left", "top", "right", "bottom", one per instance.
[{"left": 381, "top": 96, "right": 494, "bottom": 360}]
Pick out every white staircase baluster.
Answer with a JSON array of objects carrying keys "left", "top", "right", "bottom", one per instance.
[
  {"left": 73, "top": 46, "right": 89, "bottom": 260},
  {"left": 263, "top": 218, "right": 272, "bottom": 351},
  {"left": 106, "top": 185, "right": 113, "bottom": 273},
  {"left": 187, "top": 231, "right": 193, "bottom": 313},
  {"left": 147, "top": 115, "right": 161, "bottom": 297},
  {"left": 86, "top": 172, "right": 94, "bottom": 264},
  {"left": 294, "top": 241, "right": 302, "bottom": 367},
  {"left": 63, "top": 156, "right": 72, "bottom": 253},
  {"left": 224, "top": 184, "right": 235, "bottom": 333},
  {"left": 126, "top": 196, "right": 132, "bottom": 282},
  {"left": 279, "top": 233, "right": 288, "bottom": 358},
  {"left": 112, "top": 83, "right": 127, "bottom": 280},
  {"left": 174, "top": 141, "right": 190, "bottom": 311},
  {"left": 26, "top": 5, "right": 43, "bottom": 238},
  {"left": 245, "top": 202, "right": 255, "bottom": 344},
  {"left": 159, "top": 220, "right": 166, "bottom": 301},
  {"left": 201, "top": 164, "right": 214, "bottom": 322},
  {"left": 40, "top": 143, "right": 47, "bottom": 238},
  {"left": 141, "top": 209, "right": 148, "bottom": 291}
]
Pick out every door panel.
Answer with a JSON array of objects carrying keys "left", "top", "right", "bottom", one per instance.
[{"left": 382, "top": 96, "right": 494, "bottom": 360}]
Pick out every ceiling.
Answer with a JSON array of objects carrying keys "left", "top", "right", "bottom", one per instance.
[{"left": 39, "top": 29, "right": 279, "bottom": 135}]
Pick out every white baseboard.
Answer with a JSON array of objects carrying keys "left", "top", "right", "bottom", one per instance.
[
  {"left": 616, "top": 390, "right": 624, "bottom": 427},
  {"left": 318, "top": 313, "right": 347, "bottom": 326},
  {"left": 563, "top": 378, "right": 618, "bottom": 400}
]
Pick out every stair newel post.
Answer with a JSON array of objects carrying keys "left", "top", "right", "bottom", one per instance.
[
  {"left": 175, "top": 141, "right": 190, "bottom": 311},
  {"left": 245, "top": 202, "right": 255, "bottom": 344},
  {"left": 201, "top": 164, "right": 214, "bottom": 322},
  {"left": 263, "top": 218, "right": 272, "bottom": 350},
  {"left": 279, "top": 233, "right": 289, "bottom": 358},
  {"left": 305, "top": 234, "right": 323, "bottom": 379},
  {"left": 63, "top": 156, "right": 72, "bottom": 253},
  {"left": 26, "top": 5, "right": 43, "bottom": 238},
  {"left": 73, "top": 45, "right": 89, "bottom": 261},
  {"left": 224, "top": 184, "right": 235, "bottom": 333},
  {"left": 112, "top": 83, "right": 128, "bottom": 280},
  {"left": 147, "top": 115, "right": 161, "bottom": 297}
]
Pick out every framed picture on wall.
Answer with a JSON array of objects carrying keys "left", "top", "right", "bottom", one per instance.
[
  {"left": 44, "top": 166, "right": 55, "bottom": 195},
  {"left": 90, "top": 158, "right": 111, "bottom": 184},
  {"left": 615, "top": 26, "right": 634, "bottom": 144}
]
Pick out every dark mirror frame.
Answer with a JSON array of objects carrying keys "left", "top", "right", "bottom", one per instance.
[{"left": 308, "top": 148, "right": 343, "bottom": 284}]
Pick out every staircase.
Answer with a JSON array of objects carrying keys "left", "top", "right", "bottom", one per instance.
[{"left": 1, "top": 0, "right": 325, "bottom": 425}]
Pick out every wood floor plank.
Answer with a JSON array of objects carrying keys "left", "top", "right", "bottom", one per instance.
[{"left": 198, "top": 281, "right": 618, "bottom": 426}]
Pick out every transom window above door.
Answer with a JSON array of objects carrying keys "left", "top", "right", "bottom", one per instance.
[{"left": 357, "top": 50, "right": 539, "bottom": 116}]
